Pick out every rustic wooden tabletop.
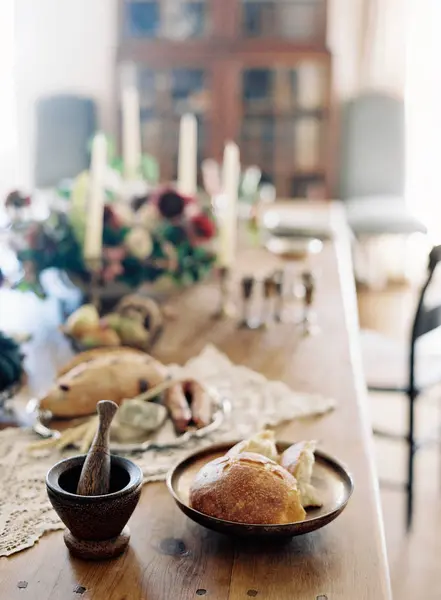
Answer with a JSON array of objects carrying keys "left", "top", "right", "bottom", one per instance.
[{"left": 0, "top": 203, "right": 392, "bottom": 600}]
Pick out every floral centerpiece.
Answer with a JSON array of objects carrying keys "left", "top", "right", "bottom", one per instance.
[
  {"left": 3, "top": 95, "right": 257, "bottom": 299},
  {"left": 7, "top": 184, "right": 216, "bottom": 297}
]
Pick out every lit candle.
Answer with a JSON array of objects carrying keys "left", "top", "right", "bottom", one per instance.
[
  {"left": 218, "top": 142, "right": 240, "bottom": 267},
  {"left": 177, "top": 113, "right": 197, "bottom": 196},
  {"left": 84, "top": 133, "right": 107, "bottom": 262},
  {"left": 122, "top": 86, "right": 142, "bottom": 180}
]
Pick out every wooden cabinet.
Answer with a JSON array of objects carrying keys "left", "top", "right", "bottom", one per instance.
[
  {"left": 241, "top": 0, "right": 327, "bottom": 43},
  {"left": 121, "top": 0, "right": 211, "bottom": 39},
  {"left": 117, "top": 0, "right": 332, "bottom": 197},
  {"left": 119, "top": 64, "right": 211, "bottom": 182}
]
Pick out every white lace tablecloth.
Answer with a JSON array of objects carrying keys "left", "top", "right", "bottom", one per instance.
[{"left": 0, "top": 345, "right": 335, "bottom": 557}]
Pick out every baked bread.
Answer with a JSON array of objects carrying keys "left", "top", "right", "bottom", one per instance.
[
  {"left": 116, "top": 294, "right": 163, "bottom": 335},
  {"left": 227, "top": 430, "right": 279, "bottom": 462},
  {"left": 280, "top": 441, "right": 322, "bottom": 508},
  {"left": 41, "top": 353, "right": 168, "bottom": 417},
  {"left": 58, "top": 347, "right": 147, "bottom": 376},
  {"left": 190, "top": 452, "right": 306, "bottom": 524}
]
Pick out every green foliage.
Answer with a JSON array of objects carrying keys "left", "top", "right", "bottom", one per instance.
[
  {"left": 13, "top": 203, "right": 215, "bottom": 294},
  {"left": 140, "top": 154, "right": 160, "bottom": 184},
  {"left": 0, "top": 331, "right": 24, "bottom": 390}
]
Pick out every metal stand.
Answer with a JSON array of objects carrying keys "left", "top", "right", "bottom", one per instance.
[
  {"left": 85, "top": 258, "right": 103, "bottom": 312},
  {"left": 238, "top": 276, "right": 261, "bottom": 329},
  {"left": 300, "top": 271, "right": 319, "bottom": 335},
  {"left": 213, "top": 267, "right": 235, "bottom": 319},
  {"left": 260, "top": 276, "right": 275, "bottom": 329},
  {"left": 272, "top": 270, "right": 284, "bottom": 322}
]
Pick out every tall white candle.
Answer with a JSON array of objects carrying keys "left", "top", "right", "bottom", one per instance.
[
  {"left": 84, "top": 133, "right": 107, "bottom": 262},
  {"left": 122, "top": 86, "right": 142, "bottom": 180},
  {"left": 177, "top": 113, "right": 197, "bottom": 196},
  {"left": 218, "top": 142, "right": 240, "bottom": 267}
]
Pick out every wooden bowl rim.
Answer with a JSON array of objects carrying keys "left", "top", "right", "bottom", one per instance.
[
  {"left": 166, "top": 440, "right": 354, "bottom": 529},
  {"left": 46, "top": 454, "right": 143, "bottom": 502}
]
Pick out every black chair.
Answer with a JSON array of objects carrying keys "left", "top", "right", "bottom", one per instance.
[{"left": 361, "top": 245, "right": 441, "bottom": 530}]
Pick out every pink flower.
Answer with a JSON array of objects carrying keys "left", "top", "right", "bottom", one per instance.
[
  {"left": 101, "top": 246, "right": 126, "bottom": 282},
  {"left": 103, "top": 246, "right": 126, "bottom": 262},
  {"left": 101, "top": 262, "right": 124, "bottom": 282}
]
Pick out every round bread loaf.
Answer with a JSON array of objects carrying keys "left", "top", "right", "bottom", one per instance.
[
  {"left": 57, "top": 347, "right": 147, "bottom": 376},
  {"left": 189, "top": 452, "right": 306, "bottom": 525}
]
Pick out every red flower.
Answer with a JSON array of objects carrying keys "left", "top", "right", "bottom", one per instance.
[
  {"left": 5, "top": 190, "right": 31, "bottom": 209},
  {"left": 191, "top": 213, "right": 216, "bottom": 240}
]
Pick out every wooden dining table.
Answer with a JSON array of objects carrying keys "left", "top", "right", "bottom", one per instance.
[{"left": 0, "top": 202, "right": 391, "bottom": 599}]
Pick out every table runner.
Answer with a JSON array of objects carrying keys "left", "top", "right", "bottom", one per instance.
[{"left": 0, "top": 345, "right": 335, "bottom": 556}]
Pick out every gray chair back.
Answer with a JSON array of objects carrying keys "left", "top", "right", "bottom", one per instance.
[
  {"left": 338, "top": 93, "right": 405, "bottom": 200},
  {"left": 35, "top": 95, "right": 97, "bottom": 188}
]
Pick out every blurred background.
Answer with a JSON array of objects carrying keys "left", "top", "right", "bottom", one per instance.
[
  {"left": 1, "top": 0, "right": 406, "bottom": 198},
  {"left": 1, "top": 1, "right": 441, "bottom": 597},
  {"left": 0, "top": 0, "right": 431, "bottom": 286}
]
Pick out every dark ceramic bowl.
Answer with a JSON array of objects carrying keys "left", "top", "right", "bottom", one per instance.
[{"left": 46, "top": 455, "right": 143, "bottom": 541}]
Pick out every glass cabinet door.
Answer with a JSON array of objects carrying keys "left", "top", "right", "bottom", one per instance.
[
  {"left": 122, "top": 64, "right": 211, "bottom": 181},
  {"left": 123, "top": 0, "right": 210, "bottom": 40},
  {"left": 240, "top": 61, "right": 329, "bottom": 197},
  {"left": 241, "top": 0, "right": 326, "bottom": 44}
]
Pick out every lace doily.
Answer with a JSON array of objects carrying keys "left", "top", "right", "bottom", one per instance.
[{"left": 0, "top": 345, "right": 335, "bottom": 557}]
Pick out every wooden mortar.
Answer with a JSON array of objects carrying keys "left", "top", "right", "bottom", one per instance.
[{"left": 46, "top": 401, "right": 143, "bottom": 560}]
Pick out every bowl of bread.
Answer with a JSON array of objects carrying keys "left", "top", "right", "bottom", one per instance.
[
  {"left": 28, "top": 347, "right": 229, "bottom": 454},
  {"left": 167, "top": 431, "right": 353, "bottom": 537}
]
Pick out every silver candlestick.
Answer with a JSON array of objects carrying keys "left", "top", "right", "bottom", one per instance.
[
  {"left": 261, "top": 276, "right": 275, "bottom": 329},
  {"left": 272, "top": 269, "right": 284, "bottom": 322},
  {"left": 85, "top": 257, "right": 103, "bottom": 312},
  {"left": 301, "top": 270, "right": 318, "bottom": 335},
  {"left": 213, "top": 266, "right": 235, "bottom": 319},
  {"left": 238, "top": 276, "right": 255, "bottom": 328}
]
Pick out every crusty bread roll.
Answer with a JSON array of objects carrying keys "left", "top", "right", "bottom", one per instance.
[
  {"left": 227, "top": 430, "right": 279, "bottom": 462},
  {"left": 41, "top": 353, "right": 168, "bottom": 417},
  {"left": 58, "top": 347, "right": 147, "bottom": 376},
  {"left": 190, "top": 452, "right": 306, "bottom": 524},
  {"left": 280, "top": 441, "right": 322, "bottom": 508}
]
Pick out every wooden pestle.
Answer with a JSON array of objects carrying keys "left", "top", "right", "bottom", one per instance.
[{"left": 77, "top": 400, "right": 118, "bottom": 496}]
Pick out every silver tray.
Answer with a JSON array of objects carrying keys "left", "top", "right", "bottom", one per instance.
[{"left": 27, "top": 388, "right": 231, "bottom": 454}]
